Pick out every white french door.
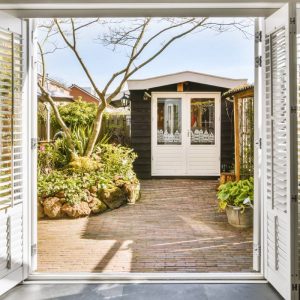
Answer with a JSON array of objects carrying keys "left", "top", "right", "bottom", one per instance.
[
  {"left": 263, "top": 3, "right": 298, "bottom": 299},
  {"left": 186, "top": 93, "right": 220, "bottom": 176},
  {"left": 0, "top": 12, "right": 30, "bottom": 295},
  {"left": 151, "top": 92, "right": 220, "bottom": 176}
]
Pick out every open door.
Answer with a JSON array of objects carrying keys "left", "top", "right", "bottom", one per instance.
[
  {"left": 263, "top": 3, "right": 298, "bottom": 299},
  {"left": 0, "top": 12, "right": 30, "bottom": 295}
]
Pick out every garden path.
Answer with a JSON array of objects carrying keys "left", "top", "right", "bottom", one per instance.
[{"left": 37, "top": 179, "right": 253, "bottom": 273}]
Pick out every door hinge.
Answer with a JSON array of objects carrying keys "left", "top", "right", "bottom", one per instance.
[
  {"left": 31, "top": 244, "right": 37, "bottom": 256},
  {"left": 31, "top": 138, "right": 38, "bottom": 150},
  {"left": 255, "top": 31, "right": 262, "bottom": 43},
  {"left": 290, "top": 17, "right": 296, "bottom": 34},
  {"left": 291, "top": 194, "right": 298, "bottom": 203},
  {"left": 291, "top": 105, "right": 297, "bottom": 114},
  {"left": 255, "top": 56, "right": 262, "bottom": 68},
  {"left": 253, "top": 243, "right": 261, "bottom": 257},
  {"left": 292, "top": 283, "right": 298, "bottom": 291},
  {"left": 290, "top": 17, "right": 296, "bottom": 25},
  {"left": 255, "top": 138, "right": 262, "bottom": 149}
]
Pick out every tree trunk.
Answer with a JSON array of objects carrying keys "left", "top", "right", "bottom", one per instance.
[{"left": 84, "top": 108, "right": 105, "bottom": 156}]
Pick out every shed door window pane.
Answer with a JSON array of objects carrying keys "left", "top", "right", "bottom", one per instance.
[
  {"left": 190, "top": 98, "right": 215, "bottom": 145},
  {"left": 157, "top": 98, "right": 181, "bottom": 145}
]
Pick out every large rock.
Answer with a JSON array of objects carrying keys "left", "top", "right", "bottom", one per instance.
[
  {"left": 55, "top": 191, "right": 65, "bottom": 198},
  {"left": 61, "top": 202, "right": 91, "bottom": 218},
  {"left": 88, "top": 198, "right": 107, "bottom": 214},
  {"left": 123, "top": 182, "right": 141, "bottom": 205},
  {"left": 114, "top": 178, "right": 126, "bottom": 188},
  {"left": 43, "top": 197, "right": 63, "bottom": 219},
  {"left": 100, "top": 186, "right": 126, "bottom": 209}
]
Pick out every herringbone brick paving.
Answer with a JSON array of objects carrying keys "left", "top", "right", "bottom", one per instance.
[{"left": 37, "top": 179, "right": 253, "bottom": 273}]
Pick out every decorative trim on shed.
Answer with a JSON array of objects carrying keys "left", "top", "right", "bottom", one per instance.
[{"left": 127, "top": 71, "right": 247, "bottom": 90}]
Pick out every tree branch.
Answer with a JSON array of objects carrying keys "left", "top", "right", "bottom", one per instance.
[
  {"left": 37, "top": 42, "right": 46, "bottom": 87},
  {"left": 106, "top": 18, "right": 208, "bottom": 103},
  {"left": 74, "top": 18, "right": 100, "bottom": 31},
  {"left": 38, "top": 83, "right": 75, "bottom": 151},
  {"left": 102, "top": 18, "right": 151, "bottom": 95},
  {"left": 38, "top": 37, "right": 74, "bottom": 151},
  {"left": 54, "top": 18, "right": 106, "bottom": 107},
  {"left": 71, "top": 18, "right": 76, "bottom": 49},
  {"left": 102, "top": 18, "right": 199, "bottom": 94}
]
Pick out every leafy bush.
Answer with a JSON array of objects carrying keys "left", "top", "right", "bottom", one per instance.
[
  {"left": 68, "top": 153, "right": 102, "bottom": 173},
  {"left": 95, "top": 144, "right": 138, "bottom": 180},
  {"left": 37, "top": 143, "right": 138, "bottom": 204},
  {"left": 38, "top": 169, "right": 112, "bottom": 205},
  {"left": 38, "top": 143, "right": 61, "bottom": 174},
  {"left": 51, "top": 100, "right": 101, "bottom": 132},
  {"left": 217, "top": 177, "right": 254, "bottom": 211},
  {"left": 37, "top": 140, "right": 69, "bottom": 173}
]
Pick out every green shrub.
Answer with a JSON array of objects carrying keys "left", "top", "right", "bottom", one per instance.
[
  {"left": 217, "top": 177, "right": 254, "bottom": 211},
  {"left": 95, "top": 144, "right": 138, "bottom": 180},
  {"left": 68, "top": 153, "right": 102, "bottom": 173},
  {"left": 37, "top": 139, "right": 70, "bottom": 174},
  {"left": 37, "top": 143, "right": 139, "bottom": 204},
  {"left": 51, "top": 100, "right": 101, "bottom": 132},
  {"left": 38, "top": 143, "right": 61, "bottom": 174},
  {"left": 38, "top": 168, "right": 115, "bottom": 205}
]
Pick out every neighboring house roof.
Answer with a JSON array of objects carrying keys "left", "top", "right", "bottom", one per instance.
[
  {"left": 222, "top": 84, "right": 254, "bottom": 98},
  {"left": 127, "top": 70, "right": 248, "bottom": 90},
  {"left": 37, "top": 91, "right": 74, "bottom": 102},
  {"left": 38, "top": 74, "right": 71, "bottom": 91},
  {"left": 69, "top": 84, "right": 100, "bottom": 103},
  {"left": 37, "top": 74, "right": 74, "bottom": 102}
]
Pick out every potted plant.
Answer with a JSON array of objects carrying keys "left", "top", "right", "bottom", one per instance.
[{"left": 217, "top": 177, "right": 254, "bottom": 228}]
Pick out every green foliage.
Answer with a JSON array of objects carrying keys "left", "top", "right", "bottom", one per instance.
[
  {"left": 71, "top": 126, "right": 93, "bottom": 156},
  {"left": 217, "top": 177, "right": 254, "bottom": 212},
  {"left": 68, "top": 153, "right": 102, "bottom": 173},
  {"left": 37, "top": 130, "right": 113, "bottom": 174},
  {"left": 51, "top": 100, "right": 98, "bottom": 132},
  {"left": 38, "top": 98, "right": 138, "bottom": 205},
  {"left": 95, "top": 144, "right": 138, "bottom": 180},
  {"left": 38, "top": 143, "right": 61, "bottom": 174},
  {"left": 37, "top": 143, "right": 138, "bottom": 204},
  {"left": 38, "top": 169, "right": 112, "bottom": 205},
  {"left": 38, "top": 102, "right": 48, "bottom": 123},
  {"left": 37, "top": 138, "right": 70, "bottom": 172}
]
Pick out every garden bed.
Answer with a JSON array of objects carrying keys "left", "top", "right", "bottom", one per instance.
[
  {"left": 38, "top": 177, "right": 140, "bottom": 219},
  {"left": 38, "top": 142, "right": 140, "bottom": 219}
]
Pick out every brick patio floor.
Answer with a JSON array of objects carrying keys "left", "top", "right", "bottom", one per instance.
[{"left": 37, "top": 179, "right": 253, "bottom": 273}]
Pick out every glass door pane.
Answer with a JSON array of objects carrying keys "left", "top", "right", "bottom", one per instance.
[
  {"left": 190, "top": 98, "right": 215, "bottom": 145},
  {"left": 157, "top": 98, "right": 181, "bottom": 145}
]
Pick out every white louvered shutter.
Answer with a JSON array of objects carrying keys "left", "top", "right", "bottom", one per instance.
[
  {"left": 264, "top": 3, "right": 298, "bottom": 300},
  {"left": 0, "top": 12, "right": 28, "bottom": 295}
]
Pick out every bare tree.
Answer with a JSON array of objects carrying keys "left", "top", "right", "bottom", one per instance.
[{"left": 38, "top": 17, "right": 252, "bottom": 157}]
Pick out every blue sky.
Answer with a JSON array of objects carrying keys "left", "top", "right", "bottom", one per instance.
[{"left": 40, "top": 18, "right": 254, "bottom": 91}]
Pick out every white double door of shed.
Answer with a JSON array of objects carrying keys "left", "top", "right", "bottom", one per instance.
[{"left": 151, "top": 92, "right": 220, "bottom": 176}]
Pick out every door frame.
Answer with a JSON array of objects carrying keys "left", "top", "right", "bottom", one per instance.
[
  {"left": 151, "top": 91, "right": 221, "bottom": 176},
  {"left": 0, "top": 12, "right": 31, "bottom": 294},
  {"left": 0, "top": 1, "right": 297, "bottom": 293}
]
